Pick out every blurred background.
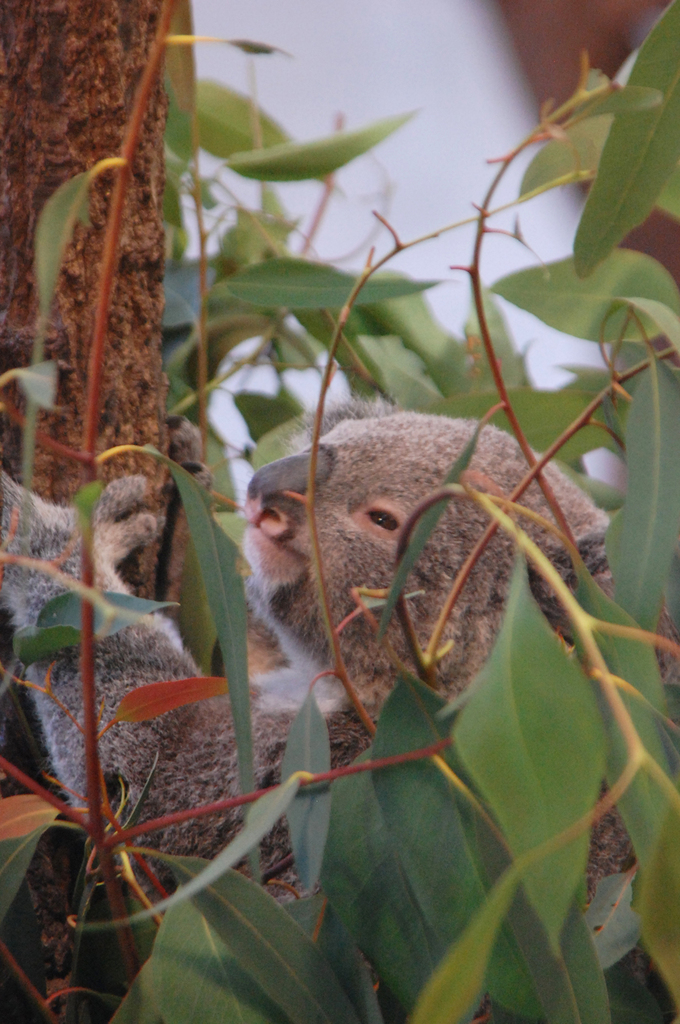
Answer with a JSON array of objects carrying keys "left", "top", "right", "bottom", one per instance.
[{"left": 188, "top": 0, "right": 675, "bottom": 494}]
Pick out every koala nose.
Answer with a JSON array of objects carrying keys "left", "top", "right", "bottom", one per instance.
[{"left": 246, "top": 446, "right": 335, "bottom": 505}]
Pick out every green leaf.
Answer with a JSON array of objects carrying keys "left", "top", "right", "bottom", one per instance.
[
  {"left": 321, "top": 758, "right": 441, "bottom": 1011},
  {"left": 575, "top": 565, "right": 673, "bottom": 865},
  {"left": 224, "top": 258, "right": 438, "bottom": 309},
  {"left": 196, "top": 80, "right": 288, "bottom": 158},
  {"left": 179, "top": 537, "right": 217, "bottom": 675},
  {"left": 492, "top": 251, "right": 680, "bottom": 343},
  {"left": 614, "top": 360, "right": 680, "bottom": 630},
  {"left": 163, "top": 285, "right": 196, "bottom": 330},
  {"left": 559, "top": 905, "right": 611, "bottom": 1024},
  {"left": 584, "top": 85, "right": 663, "bottom": 115},
  {"left": 13, "top": 361, "right": 57, "bottom": 410},
  {"left": 574, "top": 0, "right": 680, "bottom": 275},
  {"left": 110, "top": 961, "right": 162, "bottom": 1024},
  {"left": 639, "top": 794, "right": 680, "bottom": 1008},
  {"left": 359, "top": 292, "right": 469, "bottom": 396},
  {"left": 410, "top": 869, "right": 519, "bottom": 1024},
  {"left": 228, "top": 113, "right": 414, "bottom": 181},
  {"left": 454, "top": 561, "right": 606, "bottom": 947},
  {"left": 35, "top": 171, "right": 91, "bottom": 319},
  {"left": 0, "top": 822, "right": 58, "bottom": 928},
  {"left": 371, "top": 676, "right": 540, "bottom": 1019},
  {"left": 605, "top": 963, "right": 664, "bottom": 1024},
  {"left": 165, "top": 75, "right": 192, "bottom": 161},
  {"left": 521, "top": 117, "right": 611, "bottom": 197},
  {"left": 235, "top": 389, "right": 303, "bottom": 442},
  {"left": 665, "top": 545, "right": 680, "bottom": 633},
  {"left": 286, "top": 898, "right": 384, "bottom": 1024},
  {"left": 0, "top": 879, "right": 46, "bottom": 998},
  {"left": 464, "top": 288, "right": 528, "bottom": 390},
  {"left": 378, "top": 423, "right": 481, "bottom": 639},
  {"left": 431, "top": 387, "right": 616, "bottom": 462},
  {"left": 585, "top": 872, "right": 640, "bottom": 969},
  {"left": 656, "top": 162, "right": 680, "bottom": 220},
  {"left": 144, "top": 451, "right": 253, "bottom": 795},
  {"left": 281, "top": 692, "right": 331, "bottom": 890},
  {"left": 613, "top": 296, "right": 680, "bottom": 353},
  {"left": 153, "top": 900, "right": 288, "bottom": 1024},
  {"left": 169, "top": 860, "right": 362, "bottom": 1024},
  {"left": 13, "top": 623, "right": 81, "bottom": 665},
  {"left": 35, "top": 590, "right": 175, "bottom": 638},
  {"left": 356, "top": 335, "right": 442, "bottom": 409},
  {"left": 252, "top": 419, "right": 301, "bottom": 469}
]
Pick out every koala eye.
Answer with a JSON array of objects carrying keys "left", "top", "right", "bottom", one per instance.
[{"left": 368, "top": 509, "right": 399, "bottom": 531}]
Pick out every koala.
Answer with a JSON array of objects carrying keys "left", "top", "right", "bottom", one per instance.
[
  {"left": 244, "top": 399, "right": 610, "bottom": 714},
  {"left": 0, "top": 401, "right": 631, "bottom": 883}
]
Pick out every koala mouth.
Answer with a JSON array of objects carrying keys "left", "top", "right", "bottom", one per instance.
[{"left": 243, "top": 494, "right": 307, "bottom": 585}]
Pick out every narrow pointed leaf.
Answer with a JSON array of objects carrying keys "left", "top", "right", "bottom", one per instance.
[
  {"left": 455, "top": 562, "right": 606, "bottom": 947},
  {"left": 0, "top": 818, "right": 59, "bottom": 927},
  {"left": 110, "top": 961, "right": 162, "bottom": 1024},
  {"left": 492, "top": 251, "right": 680, "bottom": 343},
  {"left": 639, "top": 796, "right": 680, "bottom": 1007},
  {"left": 36, "top": 590, "right": 176, "bottom": 636},
  {"left": 281, "top": 691, "right": 331, "bottom": 890},
  {"left": 614, "top": 359, "right": 680, "bottom": 630},
  {"left": 114, "top": 676, "right": 228, "bottom": 723},
  {"left": 13, "top": 623, "right": 81, "bottom": 665},
  {"left": 196, "top": 80, "right": 288, "bottom": 158},
  {"left": 228, "top": 113, "right": 414, "bottom": 181},
  {"left": 169, "top": 859, "right": 362, "bottom": 1024},
  {"left": 410, "top": 869, "right": 519, "bottom": 1024},
  {"left": 224, "top": 258, "right": 438, "bottom": 309},
  {"left": 574, "top": 0, "right": 680, "bottom": 274},
  {"left": 153, "top": 900, "right": 288, "bottom": 1024},
  {"left": 0, "top": 795, "right": 59, "bottom": 841},
  {"left": 35, "top": 171, "right": 91, "bottom": 318},
  {"left": 142, "top": 448, "right": 253, "bottom": 795},
  {"left": 166, "top": 0, "right": 195, "bottom": 112}
]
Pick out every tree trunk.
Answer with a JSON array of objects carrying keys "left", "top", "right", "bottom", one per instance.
[{"left": 0, "top": 0, "right": 169, "bottom": 522}]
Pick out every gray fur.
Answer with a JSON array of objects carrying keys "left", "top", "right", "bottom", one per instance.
[{"left": 1, "top": 404, "right": 635, "bottom": 885}]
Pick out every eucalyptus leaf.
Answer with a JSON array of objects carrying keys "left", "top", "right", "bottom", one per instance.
[
  {"left": 153, "top": 900, "right": 289, "bottom": 1024},
  {"left": 431, "top": 387, "right": 615, "bottom": 462},
  {"left": 223, "top": 258, "right": 438, "bottom": 309},
  {"left": 196, "top": 80, "right": 288, "bottom": 158},
  {"left": 574, "top": 0, "right": 680, "bottom": 274},
  {"left": 281, "top": 691, "right": 331, "bottom": 890},
  {"left": 455, "top": 562, "right": 605, "bottom": 948},
  {"left": 0, "top": 821, "right": 59, "bottom": 928},
  {"left": 35, "top": 171, "right": 91, "bottom": 319},
  {"left": 639, "top": 792, "right": 680, "bottom": 1007},
  {"left": 169, "top": 860, "right": 362, "bottom": 1024},
  {"left": 492, "top": 251, "right": 680, "bottom": 344},
  {"left": 228, "top": 112, "right": 414, "bottom": 181},
  {"left": 585, "top": 873, "right": 640, "bottom": 970},
  {"left": 614, "top": 359, "right": 680, "bottom": 630}
]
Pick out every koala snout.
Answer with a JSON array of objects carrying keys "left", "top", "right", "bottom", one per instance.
[{"left": 246, "top": 446, "right": 335, "bottom": 506}]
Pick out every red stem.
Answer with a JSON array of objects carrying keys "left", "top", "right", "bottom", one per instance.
[{"left": 104, "top": 737, "right": 451, "bottom": 848}]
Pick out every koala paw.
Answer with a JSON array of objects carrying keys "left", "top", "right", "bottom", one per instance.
[
  {"left": 93, "top": 477, "right": 163, "bottom": 585},
  {"left": 167, "top": 416, "right": 203, "bottom": 467},
  {"left": 94, "top": 476, "right": 149, "bottom": 526}
]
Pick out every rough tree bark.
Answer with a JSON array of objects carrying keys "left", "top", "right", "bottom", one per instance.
[
  {"left": 0, "top": 4, "right": 172, "bottom": 1013},
  {"left": 0, "top": 0, "right": 169, "bottom": 516}
]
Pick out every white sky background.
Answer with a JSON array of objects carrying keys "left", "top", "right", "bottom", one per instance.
[{"left": 190, "top": 0, "right": 611, "bottom": 492}]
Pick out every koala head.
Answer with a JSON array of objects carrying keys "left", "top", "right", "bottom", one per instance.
[{"left": 244, "top": 401, "right": 608, "bottom": 712}]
